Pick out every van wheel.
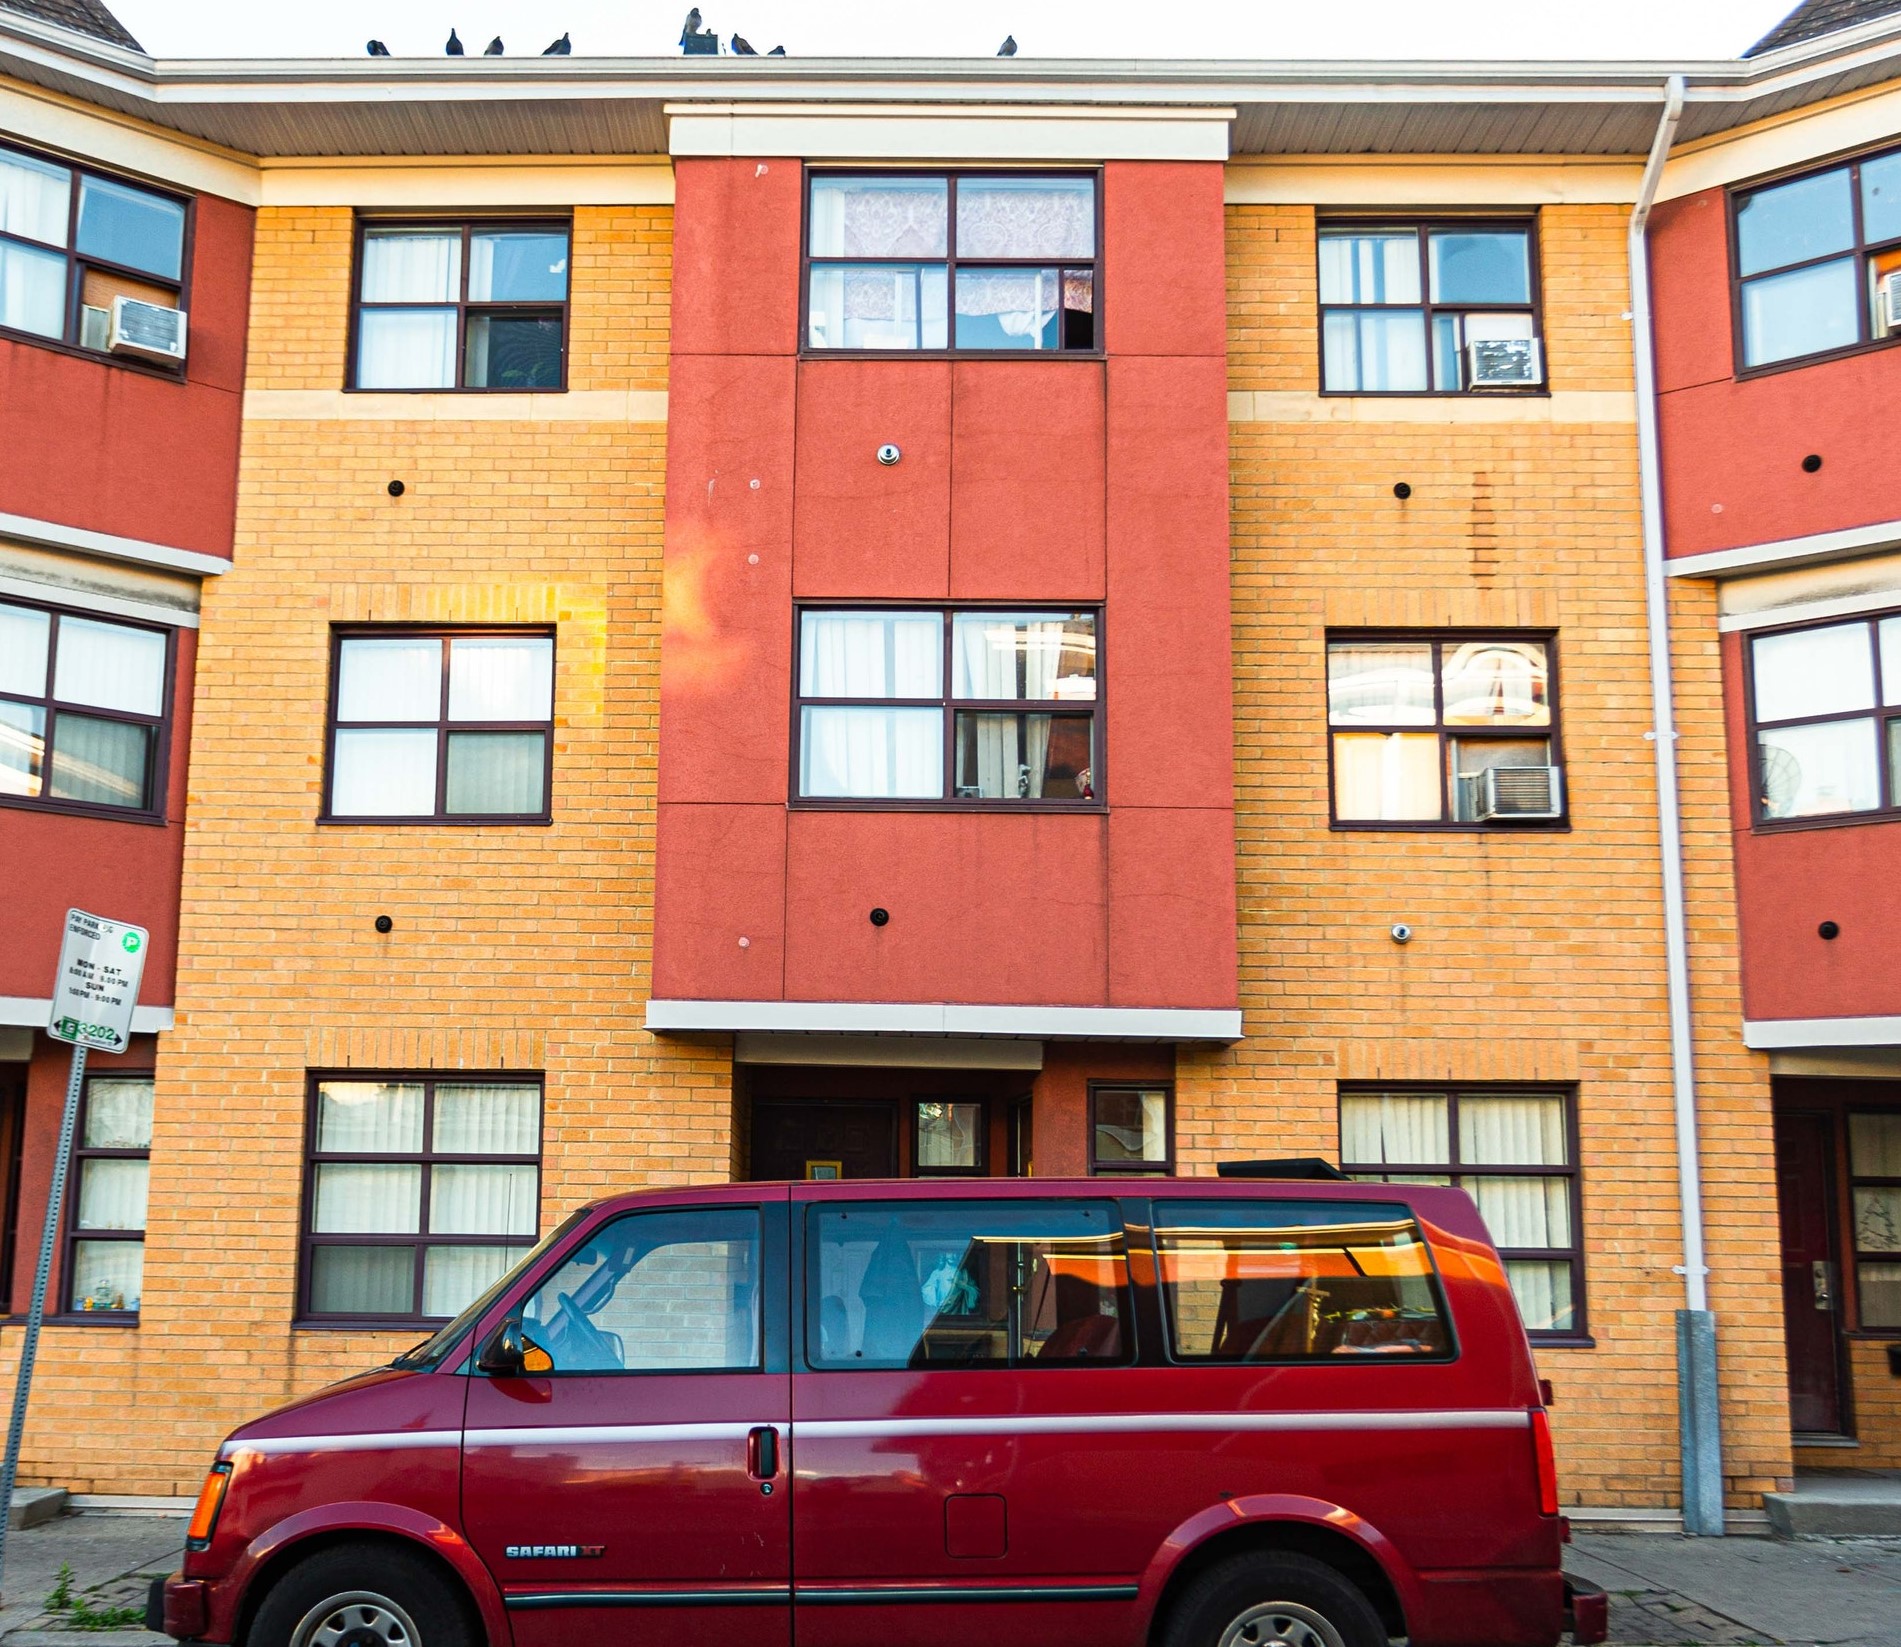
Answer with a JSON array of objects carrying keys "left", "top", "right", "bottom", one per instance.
[
  {"left": 1163, "top": 1552, "right": 1386, "bottom": 1647},
  {"left": 248, "top": 1543, "right": 474, "bottom": 1647}
]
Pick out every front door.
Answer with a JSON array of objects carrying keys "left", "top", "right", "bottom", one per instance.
[
  {"left": 751, "top": 1100, "right": 896, "bottom": 1181},
  {"left": 1776, "top": 1111, "right": 1848, "bottom": 1435},
  {"left": 462, "top": 1193, "right": 791, "bottom": 1646}
]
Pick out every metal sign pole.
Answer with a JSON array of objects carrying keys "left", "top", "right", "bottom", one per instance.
[{"left": 0, "top": 1041, "right": 87, "bottom": 1601}]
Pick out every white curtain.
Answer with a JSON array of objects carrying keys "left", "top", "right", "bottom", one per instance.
[
  {"left": 1752, "top": 622, "right": 1876, "bottom": 722},
  {"left": 434, "top": 1084, "right": 540, "bottom": 1153},
  {"left": 0, "top": 603, "right": 49, "bottom": 696},
  {"left": 357, "top": 309, "right": 457, "bottom": 390},
  {"left": 802, "top": 612, "right": 940, "bottom": 697},
  {"left": 338, "top": 637, "right": 440, "bottom": 721},
  {"left": 956, "top": 179, "right": 1094, "bottom": 259},
  {"left": 331, "top": 728, "right": 438, "bottom": 816},
  {"left": 1332, "top": 732, "right": 1440, "bottom": 821},
  {"left": 1505, "top": 1260, "right": 1572, "bottom": 1333},
  {"left": 955, "top": 269, "right": 1058, "bottom": 344},
  {"left": 807, "top": 266, "right": 948, "bottom": 350},
  {"left": 361, "top": 230, "right": 460, "bottom": 301},
  {"left": 431, "top": 1164, "right": 538, "bottom": 1236},
  {"left": 424, "top": 1245, "right": 518, "bottom": 1317},
  {"left": 953, "top": 617, "right": 1061, "bottom": 797},
  {"left": 47, "top": 715, "right": 148, "bottom": 807},
  {"left": 317, "top": 1081, "right": 424, "bottom": 1152},
  {"left": 1323, "top": 309, "right": 1428, "bottom": 392},
  {"left": 448, "top": 636, "right": 553, "bottom": 721},
  {"left": 313, "top": 1163, "right": 422, "bottom": 1233},
  {"left": 445, "top": 732, "right": 545, "bottom": 814},
  {"left": 1463, "top": 1176, "right": 1570, "bottom": 1248},
  {"left": 1459, "top": 1095, "right": 1565, "bottom": 1166},
  {"left": 1318, "top": 232, "right": 1420, "bottom": 305},
  {"left": 0, "top": 239, "right": 65, "bottom": 340},
  {"left": 77, "top": 1158, "right": 148, "bottom": 1231},
  {"left": 808, "top": 178, "right": 947, "bottom": 258},
  {"left": 68, "top": 1241, "right": 142, "bottom": 1313},
  {"left": 1341, "top": 1092, "right": 1448, "bottom": 1167},
  {"left": 310, "top": 1246, "right": 411, "bottom": 1315},
  {"left": 801, "top": 706, "right": 941, "bottom": 798},
  {"left": 52, "top": 616, "right": 165, "bottom": 716},
  {"left": 85, "top": 1076, "right": 153, "bottom": 1149},
  {"left": 0, "top": 149, "right": 70, "bottom": 242}
]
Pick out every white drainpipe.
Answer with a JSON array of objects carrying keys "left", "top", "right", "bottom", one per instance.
[{"left": 1628, "top": 73, "right": 1723, "bottom": 1536}]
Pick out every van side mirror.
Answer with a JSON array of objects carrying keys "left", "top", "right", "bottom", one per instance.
[{"left": 478, "top": 1319, "right": 553, "bottom": 1377}]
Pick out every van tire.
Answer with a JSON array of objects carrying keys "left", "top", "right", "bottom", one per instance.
[
  {"left": 1162, "top": 1551, "right": 1386, "bottom": 1647},
  {"left": 247, "top": 1542, "right": 475, "bottom": 1647}
]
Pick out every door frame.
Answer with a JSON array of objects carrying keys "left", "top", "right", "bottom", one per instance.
[
  {"left": 1776, "top": 1104, "right": 1855, "bottom": 1440},
  {"left": 0, "top": 1065, "right": 26, "bottom": 1317}
]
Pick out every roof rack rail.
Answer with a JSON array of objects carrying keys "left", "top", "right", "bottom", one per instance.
[{"left": 1216, "top": 1158, "right": 1349, "bottom": 1181}]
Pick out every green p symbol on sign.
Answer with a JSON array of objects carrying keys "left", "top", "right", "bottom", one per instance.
[{"left": 122, "top": 932, "right": 141, "bottom": 953}]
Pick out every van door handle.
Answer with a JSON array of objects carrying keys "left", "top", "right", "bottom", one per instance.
[{"left": 747, "top": 1425, "right": 780, "bottom": 1482}]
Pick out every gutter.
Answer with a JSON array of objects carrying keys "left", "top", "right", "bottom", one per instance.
[{"left": 1629, "top": 73, "right": 1725, "bottom": 1539}]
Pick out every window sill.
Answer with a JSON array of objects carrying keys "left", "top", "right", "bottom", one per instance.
[
  {"left": 1527, "top": 1335, "right": 1596, "bottom": 1350},
  {"left": 1, "top": 1313, "right": 140, "bottom": 1327},
  {"left": 316, "top": 814, "right": 554, "bottom": 828},
  {"left": 342, "top": 385, "right": 568, "bottom": 396},
  {"left": 0, "top": 793, "right": 166, "bottom": 828},
  {"left": 0, "top": 323, "right": 187, "bottom": 384},
  {"left": 1844, "top": 1328, "right": 1901, "bottom": 1341},
  {"left": 1752, "top": 810, "right": 1901, "bottom": 835},
  {"left": 788, "top": 799, "right": 1108, "bottom": 815},
  {"left": 799, "top": 349, "right": 1104, "bottom": 363},
  {"left": 1316, "top": 386, "right": 1551, "bottom": 401},
  {"left": 1329, "top": 819, "right": 1571, "bottom": 833}
]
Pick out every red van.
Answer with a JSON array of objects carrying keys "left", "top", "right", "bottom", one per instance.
[{"left": 155, "top": 1177, "right": 1606, "bottom": 1647}]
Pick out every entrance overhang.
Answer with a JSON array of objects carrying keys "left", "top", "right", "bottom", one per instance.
[{"left": 645, "top": 1000, "right": 1243, "bottom": 1043}]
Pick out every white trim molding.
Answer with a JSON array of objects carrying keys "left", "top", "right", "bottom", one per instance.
[
  {"left": 0, "top": 510, "right": 229, "bottom": 580},
  {"left": 243, "top": 389, "right": 667, "bottom": 424},
  {"left": 1666, "top": 518, "right": 1901, "bottom": 581},
  {"left": 1229, "top": 390, "right": 1634, "bottom": 426},
  {"left": 1744, "top": 1015, "right": 1901, "bottom": 1051},
  {"left": 647, "top": 999, "right": 1243, "bottom": 1042},
  {"left": 0, "top": 998, "right": 174, "bottom": 1032},
  {"left": 0, "top": 571, "right": 197, "bottom": 629}
]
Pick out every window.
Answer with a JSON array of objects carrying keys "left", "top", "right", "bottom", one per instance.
[
  {"left": 1088, "top": 1084, "right": 1173, "bottom": 1176},
  {"left": 0, "top": 597, "right": 170, "bottom": 818},
  {"left": 1850, "top": 1112, "right": 1901, "bottom": 1330},
  {"left": 324, "top": 629, "right": 555, "bottom": 822},
  {"left": 301, "top": 1075, "right": 542, "bottom": 1323},
  {"left": 65, "top": 1074, "right": 152, "bottom": 1317},
  {"left": 1155, "top": 1199, "right": 1451, "bottom": 1361},
  {"left": 1318, "top": 221, "right": 1540, "bottom": 393},
  {"left": 913, "top": 1101, "right": 985, "bottom": 1175},
  {"left": 0, "top": 142, "right": 187, "bottom": 363},
  {"left": 808, "top": 1200, "right": 1130, "bottom": 1369},
  {"left": 351, "top": 221, "right": 569, "bottom": 390},
  {"left": 518, "top": 1208, "right": 761, "bottom": 1373},
  {"left": 1749, "top": 611, "right": 1901, "bottom": 824},
  {"left": 1340, "top": 1087, "right": 1584, "bottom": 1339},
  {"left": 1327, "top": 634, "right": 1560, "bottom": 826},
  {"left": 796, "top": 608, "right": 1099, "bottom": 804},
  {"left": 1733, "top": 147, "right": 1901, "bottom": 370},
  {"left": 805, "top": 173, "right": 1097, "bottom": 353}
]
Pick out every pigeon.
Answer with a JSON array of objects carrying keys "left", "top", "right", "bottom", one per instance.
[
  {"left": 767, "top": 43, "right": 784, "bottom": 53},
  {"left": 998, "top": 34, "right": 1017, "bottom": 54},
  {"left": 367, "top": 39, "right": 390, "bottom": 54},
  {"left": 446, "top": 28, "right": 464, "bottom": 53},
  {"left": 542, "top": 33, "right": 571, "bottom": 54},
  {"left": 484, "top": 36, "right": 504, "bottom": 54},
  {"left": 682, "top": 8, "right": 701, "bottom": 37},
  {"left": 730, "top": 32, "right": 756, "bottom": 53}
]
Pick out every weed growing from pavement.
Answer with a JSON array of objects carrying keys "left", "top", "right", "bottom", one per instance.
[{"left": 43, "top": 1560, "right": 147, "bottom": 1631}]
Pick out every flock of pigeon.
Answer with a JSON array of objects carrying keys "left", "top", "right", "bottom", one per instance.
[{"left": 364, "top": 12, "right": 1021, "bottom": 57}]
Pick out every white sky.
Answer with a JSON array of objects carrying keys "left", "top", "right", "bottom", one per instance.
[{"left": 105, "top": 0, "right": 1801, "bottom": 63}]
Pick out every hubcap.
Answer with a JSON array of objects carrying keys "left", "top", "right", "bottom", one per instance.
[
  {"left": 1217, "top": 1599, "right": 1347, "bottom": 1647},
  {"left": 290, "top": 1591, "right": 421, "bottom": 1647}
]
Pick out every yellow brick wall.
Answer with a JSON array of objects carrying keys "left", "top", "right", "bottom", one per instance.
[
  {"left": 1195, "top": 201, "right": 1790, "bottom": 1511},
  {"left": 0, "top": 201, "right": 702, "bottom": 1496}
]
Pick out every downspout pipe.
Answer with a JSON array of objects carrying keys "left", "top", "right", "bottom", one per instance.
[{"left": 1629, "top": 73, "right": 1723, "bottom": 1537}]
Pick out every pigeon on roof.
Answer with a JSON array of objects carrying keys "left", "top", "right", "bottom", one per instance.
[
  {"left": 543, "top": 33, "right": 571, "bottom": 54},
  {"left": 998, "top": 34, "right": 1017, "bottom": 55},
  {"left": 1747, "top": 0, "right": 1901, "bottom": 55},
  {"left": 484, "top": 35, "right": 504, "bottom": 54},
  {"left": 446, "top": 27, "right": 464, "bottom": 53},
  {"left": 367, "top": 39, "right": 390, "bottom": 55},
  {"left": 768, "top": 43, "right": 784, "bottom": 53},
  {"left": 1, "top": 0, "right": 141, "bottom": 50},
  {"left": 731, "top": 32, "right": 756, "bottom": 53}
]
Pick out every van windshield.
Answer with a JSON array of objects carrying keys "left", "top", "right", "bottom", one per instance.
[{"left": 390, "top": 1208, "right": 590, "bottom": 1371}]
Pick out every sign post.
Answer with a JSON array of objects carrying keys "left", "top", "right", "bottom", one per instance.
[{"left": 0, "top": 911, "right": 147, "bottom": 1600}]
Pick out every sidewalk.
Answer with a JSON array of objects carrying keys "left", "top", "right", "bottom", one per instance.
[{"left": 0, "top": 1513, "right": 183, "bottom": 1646}]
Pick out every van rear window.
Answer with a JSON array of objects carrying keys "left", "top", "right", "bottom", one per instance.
[
  {"left": 1155, "top": 1200, "right": 1452, "bottom": 1362},
  {"left": 809, "top": 1201, "right": 1132, "bottom": 1370}
]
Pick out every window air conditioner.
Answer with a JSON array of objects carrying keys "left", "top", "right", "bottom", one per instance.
[
  {"left": 1881, "top": 268, "right": 1901, "bottom": 332},
  {"left": 107, "top": 296, "right": 187, "bottom": 365},
  {"left": 79, "top": 304, "right": 111, "bottom": 352},
  {"left": 1466, "top": 336, "right": 1543, "bottom": 389},
  {"left": 1465, "top": 764, "right": 1564, "bottom": 822}
]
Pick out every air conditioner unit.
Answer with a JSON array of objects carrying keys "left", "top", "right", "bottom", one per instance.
[
  {"left": 79, "top": 304, "right": 111, "bottom": 352},
  {"left": 1466, "top": 336, "right": 1543, "bottom": 389},
  {"left": 1881, "top": 268, "right": 1901, "bottom": 332},
  {"left": 1463, "top": 764, "right": 1564, "bottom": 822},
  {"left": 107, "top": 296, "right": 187, "bottom": 365}
]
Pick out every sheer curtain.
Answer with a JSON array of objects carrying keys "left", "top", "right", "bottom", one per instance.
[
  {"left": 362, "top": 231, "right": 460, "bottom": 301},
  {"left": 0, "top": 604, "right": 49, "bottom": 696},
  {"left": 338, "top": 637, "right": 440, "bottom": 720},
  {"left": 448, "top": 637, "right": 553, "bottom": 720},
  {"left": 0, "top": 149, "right": 70, "bottom": 242},
  {"left": 1332, "top": 732, "right": 1440, "bottom": 821},
  {"left": 800, "top": 612, "right": 942, "bottom": 797},
  {"left": 357, "top": 310, "right": 457, "bottom": 390},
  {"left": 332, "top": 728, "right": 438, "bottom": 815},
  {"left": 424, "top": 1247, "right": 517, "bottom": 1317},
  {"left": 85, "top": 1077, "right": 153, "bottom": 1148},
  {"left": 52, "top": 616, "right": 166, "bottom": 715},
  {"left": 445, "top": 733, "right": 545, "bottom": 814},
  {"left": 432, "top": 1165, "right": 538, "bottom": 1235},
  {"left": 314, "top": 1163, "right": 422, "bottom": 1232},
  {"left": 0, "top": 240, "right": 64, "bottom": 339},
  {"left": 47, "top": 715, "right": 148, "bottom": 807},
  {"left": 434, "top": 1084, "right": 540, "bottom": 1152},
  {"left": 953, "top": 617, "right": 1059, "bottom": 797},
  {"left": 955, "top": 179, "right": 1094, "bottom": 259},
  {"left": 311, "top": 1247, "right": 411, "bottom": 1315},
  {"left": 1340, "top": 1092, "right": 1449, "bottom": 1166},
  {"left": 317, "top": 1081, "right": 424, "bottom": 1151}
]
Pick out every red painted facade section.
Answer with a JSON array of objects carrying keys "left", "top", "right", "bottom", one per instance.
[{"left": 654, "top": 158, "right": 1238, "bottom": 1013}]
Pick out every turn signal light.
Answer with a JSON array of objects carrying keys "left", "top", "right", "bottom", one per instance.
[
  {"left": 186, "top": 1463, "right": 231, "bottom": 1549},
  {"left": 1530, "top": 1408, "right": 1560, "bottom": 1517}
]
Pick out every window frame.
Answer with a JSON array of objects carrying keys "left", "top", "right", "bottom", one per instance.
[
  {"left": 320, "top": 624, "right": 557, "bottom": 826},
  {"left": 1337, "top": 1082, "right": 1588, "bottom": 1345},
  {"left": 297, "top": 1070, "right": 546, "bottom": 1329},
  {"left": 800, "top": 168, "right": 1104, "bottom": 359},
  {"left": 1744, "top": 605, "right": 1901, "bottom": 831},
  {"left": 1324, "top": 628, "right": 1566, "bottom": 831},
  {"left": 0, "top": 138, "right": 193, "bottom": 378},
  {"left": 1314, "top": 214, "right": 1545, "bottom": 398},
  {"left": 789, "top": 602, "right": 1107, "bottom": 811},
  {"left": 910, "top": 1098, "right": 989, "bottom": 1178},
  {"left": 59, "top": 1069, "right": 153, "bottom": 1325},
  {"left": 0, "top": 593, "right": 173, "bottom": 825},
  {"left": 1087, "top": 1082, "right": 1175, "bottom": 1177},
  {"left": 1849, "top": 1107, "right": 1901, "bottom": 1336},
  {"left": 345, "top": 216, "right": 573, "bottom": 394},
  {"left": 1729, "top": 142, "right": 1901, "bottom": 379}
]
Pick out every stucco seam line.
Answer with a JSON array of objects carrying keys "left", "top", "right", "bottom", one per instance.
[
  {"left": 644, "top": 1001, "right": 1244, "bottom": 1041},
  {"left": 1718, "top": 585, "right": 1901, "bottom": 633},
  {"left": 1666, "top": 518, "right": 1901, "bottom": 580},
  {"left": 0, "top": 572, "right": 196, "bottom": 629},
  {"left": 240, "top": 390, "right": 669, "bottom": 423},
  {"left": 1743, "top": 1016, "right": 1901, "bottom": 1050},
  {"left": 0, "top": 998, "right": 173, "bottom": 1030},
  {"left": 1226, "top": 390, "right": 1637, "bottom": 425},
  {"left": 0, "top": 512, "right": 228, "bottom": 579}
]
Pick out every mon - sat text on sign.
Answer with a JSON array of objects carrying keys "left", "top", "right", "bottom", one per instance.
[{"left": 47, "top": 909, "right": 149, "bottom": 1053}]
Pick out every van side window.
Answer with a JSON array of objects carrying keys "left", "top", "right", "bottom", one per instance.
[
  {"left": 1155, "top": 1200, "right": 1451, "bottom": 1362},
  {"left": 520, "top": 1207, "right": 761, "bottom": 1373},
  {"left": 809, "top": 1201, "right": 1131, "bottom": 1369}
]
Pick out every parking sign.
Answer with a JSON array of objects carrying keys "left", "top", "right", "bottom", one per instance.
[{"left": 47, "top": 909, "right": 148, "bottom": 1053}]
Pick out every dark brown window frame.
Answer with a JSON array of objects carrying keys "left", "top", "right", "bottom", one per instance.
[
  {"left": 346, "top": 216, "right": 572, "bottom": 394},
  {"left": 1087, "top": 1082, "right": 1175, "bottom": 1176},
  {"left": 800, "top": 168, "right": 1103, "bottom": 359},
  {"left": 910, "top": 1098, "right": 989, "bottom": 1177},
  {"left": 1729, "top": 141, "right": 1901, "bottom": 380},
  {"left": 60, "top": 1069, "right": 153, "bottom": 1325},
  {"left": 320, "top": 624, "right": 557, "bottom": 826},
  {"left": 0, "top": 592, "right": 173, "bottom": 826},
  {"left": 1315, "top": 213, "right": 1545, "bottom": 398},
  {"left": 298, "top": 1070, "right": 545, "bottom": 1328},
  {"left": 1744, "top": 604, "right": 1901, "bottom": 832},
  {"left": 0, "top": 138, "right": 193, "bottom": 380},
  {"left": 1338, "top": 1081, "right": 1588, "bottom": 1344},
  {"left": 1849, "top": 1107, "right": 1901, "bottom": 1336},
  {"left": 1324, "top": 628, "right": 1566, "bottom": 832},
  {"left": 790, "top": 603, "right": 1106, "bottom": 812}
]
